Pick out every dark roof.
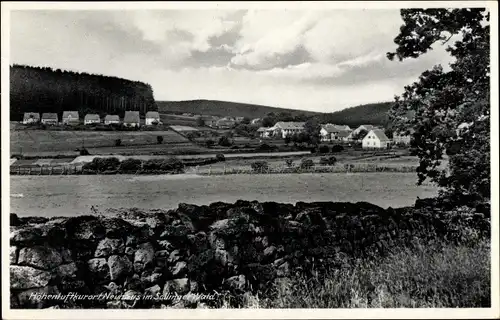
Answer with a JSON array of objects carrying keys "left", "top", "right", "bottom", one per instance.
[
  {"left": 274, "top": 122, "right": 305, "bottom": 130},
  {"left": 124, "top": 111, "right": 140, "bottom": 123},
  {"left": 104, "top": 115, "right": 120, "bottom": 121},
  {"left": 62, "top": 111, "right": 79, "bottom": 119},
  {"left": 146, "top": 111, "right": 160, "bottom": 118},
  {"left": 336, "top": 130, "right": 351, "bottom": 138},
  {"left": 370, "top": 129, "right": 390, "bottom": 141},
  {"left": 84, "top": 114, "right": 100, "bottom": 121},
  {"left": 24, "top": 112, "right": 40, "bottom": 119},
  {"left": 42, "top": 113, "right": 58, "bottom": 120}
]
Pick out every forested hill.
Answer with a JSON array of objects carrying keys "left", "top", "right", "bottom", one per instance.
[
  {"left": 157, "top": 100, "right": 321, "bottom": 119},
  {"left": 10, "top": 65, "right": 157, "bottom": 121},
  {"left": 316, "top": 102, "right": 394, "bottom": 127},
  {"left": 158, "top": 100, "right": 392, "bottom": 126}
]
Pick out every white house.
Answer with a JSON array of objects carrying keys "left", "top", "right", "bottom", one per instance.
[
  {"left": 320, "top": 124, "right": 352, "bottom": 142},
  {"left": 269, "top": 121, "right": 306, "bottom": 138},
  {"left": 145, "top": 111, "right": 161, "bottom": 125},
  {"left": 257, "top": 127, "right": 273, "bottom": 138},
  {"left": 41, "top": 113, "right": 58, "bottom": 125},
  {"left": 104, "top": 115, "right": 120, "bottom": 125},
  {"left": 362, "top": 129, "right": 390, "bottom": 149},
  {"left": 123, "top": 111, "right": 140, "bottom": 127},
  {"left": 84, "top": 114, "right": 100, "bottom": 125},
  {"left": 62, "top": 111, "right": 80, "bottom": 125},
  {"left": 23, "top": 112, "right": 40, "bottom": 124}
]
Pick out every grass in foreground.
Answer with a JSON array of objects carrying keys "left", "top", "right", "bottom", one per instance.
[{"left": 235, "top": 240, "right": 490, "bottom": 308}]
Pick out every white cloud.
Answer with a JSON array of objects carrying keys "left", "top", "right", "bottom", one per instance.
[{"left": 9, "top": 9, "right": 457, "bottom": 112}]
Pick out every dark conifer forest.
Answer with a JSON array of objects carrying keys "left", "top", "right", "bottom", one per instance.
[{"left": 10, "top": 64, "right": 157, "bottom": 121}]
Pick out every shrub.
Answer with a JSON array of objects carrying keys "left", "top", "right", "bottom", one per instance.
[
  {"left": 206, "top": 139, "right": 215, "bottom": 148},
  {"left": 218, "top": 136, "right": 232, "bottom": 147},
  {"left": 251, "top": 161, "right": 269, "bottom": 173},
  {"left": 300, "top": 158, "right": 314, "bottom": 169},
  {"left": 82, "top": 157, "right": 120, "bottom": 172},
  {"left": 118, "top": 158, "right": 142, "bottom": 172},
  {"left": 285, "top": 159, "right": 294, "bottom": 167},
  {"left": 216, "top": 153, "right": 225, "bottom": 162},
  {"left": 79, "top": 148, "right": 90, "bottom": 156},
  {"left": 320, "top": 156, "right": 337, "bottom": 166},
  {"left": 309, "top": 147, "right": 317, "bottom": 154},
  {"left": 319, "top": 145, "right": 330, "bottom": 154},
  {"left": 331, "top": 145, "right": 345, "bottom": 153},
  {"left": 115, "top": 139, "right": 122, "bottom": 147},
  {"left": 157, "top": 136, "right": 164, "bottom": 144}
]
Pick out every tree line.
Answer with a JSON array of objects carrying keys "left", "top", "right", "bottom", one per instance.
[{"left": 10, "top": 64, "right": 158, "bottom": 121}]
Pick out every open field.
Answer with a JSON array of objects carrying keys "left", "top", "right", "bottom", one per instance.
[
  {"left": 254, "top": 240, "right": 490, "bottom": 308},
  {"left": 10, "top": 172, "right": 438, "bottom": 217},
  {"left": 10, "top": 130, "right": 189, "bottom": 154}
]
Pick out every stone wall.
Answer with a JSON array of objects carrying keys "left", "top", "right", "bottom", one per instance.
[{"left": 10, "top": 199, "right": 490, "bottom": 309}]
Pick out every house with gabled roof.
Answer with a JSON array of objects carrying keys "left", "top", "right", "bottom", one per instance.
[
  {"left": 145, "top": 111, "right": 161, "bottom": 125},
  {"left": 104, "top": 115, "right": 120, "bottom": 125},
  {"left": 320, "top": 124, "right": 352, "bottom": 142},
  {"left": 23, "top": 112, "right": 40, "bottom": 124},
  {"left": 270, "top": 121, "right": 306, "bottom": 138},
  {"left": 41, "top": 113, "right": 58, "bottom": 125},
  {"left": 362, "top": 129, "right": 390, "bottom": 149},
  {"left": 62, "top": 111, "right": 80, "bottom": 125},
  {"left": 84, "top": 114, "right": 100, "bottom": 125},
  {"left": 123, "top": 111, "right": 140, "bottom": 127}
]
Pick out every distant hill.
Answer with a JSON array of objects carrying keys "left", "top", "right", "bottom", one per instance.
[
  {"left": 10, "top": 64, "right": 157, "bottom": 121},
  {"left": 317, "top": 102, "right": 394, "bottom": 128},
  {"left": 157, "top": 100, "right": 321, "bottom": 119}
]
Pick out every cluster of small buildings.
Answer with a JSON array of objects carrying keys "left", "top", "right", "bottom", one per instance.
[
  {"left": 22, "top": 111, "right": 161, "bottom": 127},
  {"left": 257, "top": 122, "right": 411, "bottom": 149},
  {"left": 203, "top": 116, "right": 260, "bottom": 129}
]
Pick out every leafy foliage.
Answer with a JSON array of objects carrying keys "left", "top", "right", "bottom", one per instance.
[
  {"left": 251, "top": 161, "right": 269, "bottom": 172},
  {"left": 387, "top": 8, "right": 490, "bottom": 204},
  {"left": 218, "top": 136, "right": 232, "bottom": 147},
  {"left": 300, "top": 159, "right": 315, "bottom": 169}
]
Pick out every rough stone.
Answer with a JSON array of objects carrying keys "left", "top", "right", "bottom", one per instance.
[
  {"left": 168, "top": 249, "right": 182, "bottom": 264},
  {"left": 158, "top": 240, "right": 174, "bottom": 251},
  {"left": 18, "top": 246, "right": 63, "bottom": 270},
  {"left": 155, "top": 250, "right": 170, "bottom": 267},
  {"left": 60, "top": 248, "right": 73, "bottom": 263},
  {"left": 55, "top": 262, "right": 78, "bottom": 279},
  {"left": 17, "top": 286, "right": 59, "bottom": 308},
  {"left": 66, "top": 217, "right": 106, "bottom": 241},
  {"left": 10, "top": 246, "right": 18, "bottom": 264},
  {"left": 170, "top": 261, "right": 187, "bottom": 277},
  {"left": 121, "top": 289, "right": 141, "bottom": 308},
  {"left": 226, "top": 274, "right": 246, "bottom": 291},
  {"left": 87, "top": 258, "right": 109, "bottom": 281},
  {"left": 10, "top": 227, "right": 43, "bottom": 244},
  {"left": 108, "top": 255, "right": 133, "bottom": 281},
  {"left": 208, "top": 233, "right": 225, "bottom": 250},
  {"left": 164, "top": 278, "right": 190, "bottom": 295},
  {"left": 134, "top": 242, "right": 155, "bottom": 272},
  {"left": 10, "top": 266, "right": 52, "bottom": 289},
  {"left": 145, "top": 284, "right": 161, "bottom": 297},
  {"left": 95, "top": 238, "right": 125, "bottom": 257}
]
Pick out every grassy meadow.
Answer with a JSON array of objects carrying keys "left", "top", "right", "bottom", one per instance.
[{"left": 223, "top": 240, "right": 490, "bottom": 308}]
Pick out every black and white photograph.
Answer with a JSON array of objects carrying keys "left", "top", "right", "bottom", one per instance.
[{"left": 1, "top": 1, "right": 498, "bottom": 319}]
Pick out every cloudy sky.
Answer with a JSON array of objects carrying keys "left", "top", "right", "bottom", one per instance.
[{"left": 10, "top": 9, "right": 454, "bottom": 112}]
